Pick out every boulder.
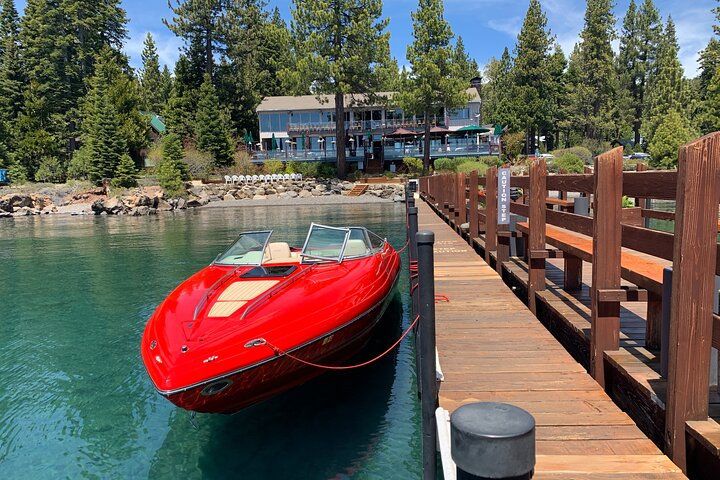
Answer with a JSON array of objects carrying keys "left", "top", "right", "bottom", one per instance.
[
  {"left": 298, "top": 190, "right": 313, "bottom": 198},
  {"left": 253, "top": 194, "right": 267, "bottom": 200},
  {"left": 0, "top": 200, "right": 13, "bottom": 213},
  {"left": 157, "top": 200, "right": 173, "bottom": 211},
  {"left": 10, "top": 195, "right": 32, "bottom": 208},
  {"left": 91, "top": 199, "right": 106, "bottom": 214},
  {"left": 104, "top": 197, "right": 125, "bottom": 214},
  {"left": 176, "top": 197, "right": 187, "bottom": 209},
  {"left": 286, "top": 190, "right": 298, "bottom": 199},
  {"left": 223, "top": 193, "right": 235, "bottom": 202}
]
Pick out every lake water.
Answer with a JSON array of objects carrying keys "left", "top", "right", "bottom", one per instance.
[{"left": 0, "top": 203, "right": 421, "bottom": 479}]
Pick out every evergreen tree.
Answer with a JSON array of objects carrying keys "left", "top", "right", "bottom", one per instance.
[
  {"left": 396, "top": 0, "right": 469, "bottom": 172},
  {"left": 140, "top": 33, "right": 165, "bottom": 113},
  {"left": 647, "top": 110, "right": 695, "bottom": 169},
  {"left": 644, "top": 17, "right": 685, "bottom": 148},
  {"left": 576, "top": 0, "right": 617, "bottom": 142},
  {"left": 86, "top": 93, "right": 126, "bottom": 182},
  {"left": 563, "top": 43, "right": 587, "bottom": 146},
  {"left": 546, "top": 44, "right": 568, "bottom": 151},
  {"left": 164, "top": 0, "right": 226, "bottom": 77},
  {"left": 112, "top": 153, "right": 137, "bottom": 188},
  {"left": 156, "top": 153, "right": 185, "bottom": 197},
  {"left": 0, "top": 0, "right": 23, "bottom": 120},
  {"left": 481, "top": 48, "right": 518, "bottom": 130},
  {"left": 162, "top": 132, "right": 189, "bottom": 180},
  {"left": 453, "top": 36, "right": 480, "bottom": 82},
  {"left": 513, "top": 0, "right": 554, "bottom": 153},
  {"left": 288, "top": 0, "right": 392, "bottom": 178},
  {"left": 617, "top": 0, "right": 640, "bottom": 142},
  {"left": 195, "top": 74, "right": 233, "bottom": 167}
]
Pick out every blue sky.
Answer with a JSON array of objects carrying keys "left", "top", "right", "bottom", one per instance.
[{"left": 14, "top": 0, "right": 719, "bottom": 77}]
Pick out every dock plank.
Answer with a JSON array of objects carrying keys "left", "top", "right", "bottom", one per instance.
[{"left": 417, "top": 199, "right": 684, "bottom": 478}]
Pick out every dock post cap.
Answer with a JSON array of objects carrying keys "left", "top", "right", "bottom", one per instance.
[
  {"left": 416, "top": 231, "right": 434, "bottom": 244},
  {"left": 450, "top": 402, "right": 535, "bottom": 479},
  {"left": 408, "top": 206, "right": 418, "bottom": 214}
]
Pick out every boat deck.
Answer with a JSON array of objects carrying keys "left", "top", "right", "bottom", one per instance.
[{"left": 417, "top": 200, "right": 684, "bottom": 478}]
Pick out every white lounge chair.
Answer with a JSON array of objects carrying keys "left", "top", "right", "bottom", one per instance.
[
  {"left": 224, "top": 175, "right": 232, "bottom": 185},
  {"left": 283, "top": 174, "right": 291, "bottom": 181},
  {"left": 271, "top": 174, "right": 279, "bottom": 182},
  {"left": 289, "top": 173, "right": 297, "bottom": 181},
  {"left": 232, "top": 175, "right": 240, "bottom": 184},
  {"left": 297, "top": 173, "right": 303, "bottom": 181},
  {"left": 238, "top": 175, "right": 246, "bottom": 184},
  {"left": 251, "top": 174, "right": 259, "bottom": 183}
]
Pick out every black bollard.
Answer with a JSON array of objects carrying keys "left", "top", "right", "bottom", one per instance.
[
  {"left": 417, "top": 231, "right": 437, "bottom": 480},
  {"left": 408, "top": 207, "right": 419, "bottom": 265},
  {"left": 661, "top": 267, "right": 672, "bottom": 377},
  {"left": 451, "top": 402, "right": 536, "bottom": 480},
  {"left": 407, "top": 188, "right": 416, "bottom": 209},
  {"left": 408, "top": 206, "right": 421, "bottom": 396}
]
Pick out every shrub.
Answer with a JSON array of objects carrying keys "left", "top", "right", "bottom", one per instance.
[
  {"left": 184, "top": 148, "right": 214, "bottom": 181},
  {"left": 648, "top": 111, "right": 696, "bottom": 169},
  {"left": 551, "top": 153, "right": 584, "bottom": 173},
  {"left": 317, "top": 162, "right": 337, "bottom": 178},
  {"left": 67, "top": 148, "right": 92, "bottom": 180},
  {"left": 157, "top": 157, "right": 186, "bottom": 197},
  {"left": 145, "top": 140, "right": 164, "bottom": 168},
  {"left": 263, "top": 160, "right": 284, "bottom": 174},
  {"left": 112, "top": 154, "right": 138, "bottom": 188},
  {"left": 433, "top": 157, "right": 463, "bottom": 172},
  {"left": 163, "top": 133, "right": 189, "bottom": 181},
  {"left": 551, "top": 146, "right": 592, "bottom": 165},
  {"left": 233, "top": 150, "right": 255, "bottom": 175},
  {"left": 580, "top": 138, "right": 612, "bottom": 157},
  {"left": 481, "top": 156, "right": 502, "bottom": 167},
  {"left": 622, "top": 195, "right": 635, "bottom": 208},
  {"left": 503, "top": 131, "right": 525, "bottom": 161},
  {"left": 457, "top": 161, "right": 488, "bottom": 175},
  {"left": 295, "top": 161, "right": 319, "bottom": 178},
  {"left": 34, "top": 157, "right": 66, "bottom": 183},
  {"left": 7, "top": 162, "right": 28, "bottom": 184},
  {"left": 285, "top": 161, "right": 301, "bottom": 174},
  {"left": 403, "top": 157, "right": 424, "bottom": 176}
]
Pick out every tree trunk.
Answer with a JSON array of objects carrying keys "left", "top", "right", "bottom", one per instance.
[
  {"left": 335, "top": 92, "right": 346, "bottom": 179},
  {"left": 205, "top": 26, "right": 213, "bottom": 76},
  {"left": 423, "top": 112, "right": 431, "bottom": 174}
]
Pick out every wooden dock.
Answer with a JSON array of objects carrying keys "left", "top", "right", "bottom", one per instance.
[{"left": 417, "top": 200, "right": 684, "bottom": 478}]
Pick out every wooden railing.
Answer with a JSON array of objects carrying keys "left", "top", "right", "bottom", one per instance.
[{"left": 418, "top": 132, "right": 720, "bottom": 473}]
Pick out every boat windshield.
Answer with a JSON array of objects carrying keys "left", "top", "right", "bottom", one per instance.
[
  {"left": 300, "top": 224, "right": 379, "bottom": 263},
  {"left": 213, "top": 231, "right": 273, "bottom": 266}
]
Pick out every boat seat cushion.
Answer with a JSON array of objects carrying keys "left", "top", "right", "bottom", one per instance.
[
  {"left": 344, "top": 239, "right": 369, "bottom": 257},
  {"left": 265, "top": 242, "right": 291, "bottom": 260}
]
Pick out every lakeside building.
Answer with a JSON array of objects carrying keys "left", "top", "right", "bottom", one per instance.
[{"left": 255, "top": 85, "right": 498, "bottom": 171}]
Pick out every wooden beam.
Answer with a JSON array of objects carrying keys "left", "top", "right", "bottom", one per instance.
[
  {"left": 469, "top": 171, "right": 479, "bottom": 244},
  {"left": 529, "top": 249, "right": 564, "bottom": 259},
  {"left": 485, "top": 167, "right": 498, "bottom": 264},
  {"left": 714, "top": 314, "right": 720, "bottom": 350},
  {"left": 596, "top": 288, "right": 649, "bottom": 303},
  {"left": 590, "top": 147, "right": 623, "bottom": 387},
  {"left": 665, "top": 132, "right": 720, "bottom": 471},
  {"left": 528, "top": 160, "right": 547, "bottom": 314}
]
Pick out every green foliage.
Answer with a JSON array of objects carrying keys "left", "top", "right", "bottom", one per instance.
[
  {"left": 285, "top": 160, "right": 301, "bottom": 174},
  {"left": 0, "top": 0, "right": 23, "bottom": 121},
  {"left": 288, "top": 0, "right": 391, "bottom": 178},
  {"left": 482, "top": 48, "right": 518, "bottom": 129},
  {"left": 162, "top": 133, "right": 189, "bottom": 181},
  {"left": 551, "top": 153, "right": 584, "bottom": 173},
  {"left": 67, "top": 147, "right": 92, "bottom": 180},
  {"left": 294, "top": 161, "right": 319, "bottom": 179},
  {"left": 112, "top": 154, "right": 138, "bottom": 188},
  {"left": 34, "top": 156, "right": 65, "bottom": 183},
  {"left": 262, "top": 160, "right": 284, "bottom": 174},
  {"left": 551, "top": 146, "right": 593, "bottom": 164},
  {"left": 433, "top": 157, "right": 464, "bottom": 172},
  {"left": 184, "top": 147, "right": 214, "bottom": 181},
  {"left": 316, "top": 162, "right": 337, "bottom": 178},
  {"left": 85, "top": 93, "right": 127, "bottom": 183},
  {"left": 233, "top": 150, "right": 255, "bottom": 175},
  {"left": 396, "top": 0, "right": 470, "bottom": 172},
  {"left": 145, "top": 140, "right": 164, "bottom": 168},
  {"left": 139, "top": 33, "right": 166, "bottom": 113},
  {"left": 622, "top": 195, "right": 635, "bottom": 208},
  {"left": 6, "top": 160, "right": 27, "bottom": 183},
  {"left": 403, "top": 157, "right": 424, "bottom": 176},
  {"left": 648, "top": 110, "right": 696, "bottom": 169},
  {"left": 457, "top": 161, "right": 488, "bottom": 176},
  {"left": 196, "top": 74, "right": 233, "bottom": 167},
  {"left": 503, "top": 132, "right": 525, "bottom": 161},
  {"left": 156, "top": 155, "right": 186, "bottom": 197},
  {"left": 481, "top": 156, "right": 503, "bottom": 167}
]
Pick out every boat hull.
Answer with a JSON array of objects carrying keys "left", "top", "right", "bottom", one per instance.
[{"left": 161, "top": 284, "right": 396, "bottom": 413}]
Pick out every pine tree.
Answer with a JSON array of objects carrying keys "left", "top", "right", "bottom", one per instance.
[
  {"left": 647, "top": 110, "right": 695, "bottom": 169},
  {"left": 644, "top": 17, "right": 685, "bottom": 148},
  {"left": 482, "top": 48, "right": 518, "bottom": 130},
  {"left": 164, "top": 0, "right": 226, "bottom": 77},
  {"left": 546, "top": 44, "right": 568, "bottom": 151},
  {"left": 140, "top": 33, "right": 165, "bottom": 113},
  {"left": 111, "top": 153, "right": 137, "bottom": 188},
  {"left": 563, "top": 43, "right": 588, "bottom": 146},
  {"left": 288, "top": 0, "right": 392, "bottom": 178},
  {"left": 576, "top": 0, "right": 617, "bottom": 142},
  {"left": 86, "top": 93, "right": 127, "bottom": 182},
  {"left": 396, "top": 0, "right": 469, "bottom": 172},
  {"left": 162, "top": 132, "right": 189, "bottom": 180},
  {"left": 453, "top": 36, "right": 480, "bottom": 82},
  {"left": 0, "top": 0, "right": 23, "bottom": 120},
  {"left": 513, "top": 0, "right": 554, "bottom": 153},
  {"left": 195, "top": 74, "right": 233, "bottom": 167}
]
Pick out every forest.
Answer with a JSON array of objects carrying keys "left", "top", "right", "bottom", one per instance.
[{"left": 0, "top": 0, "right": 717, "bottom": 186}]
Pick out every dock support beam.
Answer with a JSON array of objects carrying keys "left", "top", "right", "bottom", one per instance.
[{"left": 417, "top": 231, "right": 438, "bottom": 480}]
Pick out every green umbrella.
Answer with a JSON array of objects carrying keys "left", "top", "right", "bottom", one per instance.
[
  {"left": 300, "top": 133, "right": 305, "bottom": 151},
  {"left": 271, "top": 133, "right": 277, "bottom": 150},
  {"left": 248, "top": 131, "right": 254, "bottom": 143},
  {"left": 453, "top": 124, "right": 492, "bottom": 134},
  {"left": 493, "top": 123, "right": 503, "bottom": 136}
]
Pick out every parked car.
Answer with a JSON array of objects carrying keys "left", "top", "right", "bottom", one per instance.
[{"left": 630, "top": 152, "right": 651, "bottom": 160}]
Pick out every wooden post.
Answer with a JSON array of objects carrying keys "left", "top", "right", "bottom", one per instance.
[
  {"left": 469, "top": 171, "right": 479, "bottom": 245},
  {"left": 456, "top": 172, "right": 466, "bottom": 233},
  {"left": 590, "top": 147, "right": 623, "bottom": 387},
  {"left": 564, "top": 256, "right": 582, "bottom": 291},
  {"left": 527, "top": 160, "right": 547, "bottom": 315},
  {"left": 665, "top": 133, "right": 720, "bottom": 471},
  {"left": 485, "top": 166, "right": 498, "bottom": 265}
]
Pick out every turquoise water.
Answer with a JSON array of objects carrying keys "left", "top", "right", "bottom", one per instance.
[{"left": 0, "top": 204, "right": 421, "bottom": 479}]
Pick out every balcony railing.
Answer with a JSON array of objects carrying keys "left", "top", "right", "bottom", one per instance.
[{"left": 285, "top": 118, "right": 477, "bottom": 134}]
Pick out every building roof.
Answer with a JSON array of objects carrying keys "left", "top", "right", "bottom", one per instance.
[{"left": 257, "top": 88, "right": 481, "bottom": 113}]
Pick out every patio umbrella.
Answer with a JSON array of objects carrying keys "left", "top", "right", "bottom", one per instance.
[
  {"left": 248, "top": 131, "right": 254, "bottom": 143},
  {"left": 300, "top": 132, "right": 305, "bottom": 151},
  {"left": 271, "top": 133, "right": 277, "bottom": 150},
  {"left": 428, "top": 126, "right": 453, "bottom": 136},
  {"left": 385, "top": 127, "right": 417, "bottom": 138},
  {"left": 453, "top": 124, "right": 492, "bottom": 134}
]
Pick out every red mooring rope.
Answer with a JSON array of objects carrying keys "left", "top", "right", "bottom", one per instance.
[{"left": 258, "top": 314, "right": 420, "bottom": 371}]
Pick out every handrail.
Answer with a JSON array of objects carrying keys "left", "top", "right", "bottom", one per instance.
[{"left": 193, "top": 265, "right": 244, "bottom": 320}]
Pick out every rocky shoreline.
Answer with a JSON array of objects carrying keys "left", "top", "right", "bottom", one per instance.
[{"left": 0, "top": 178, "right": 406, "bottom": 218}]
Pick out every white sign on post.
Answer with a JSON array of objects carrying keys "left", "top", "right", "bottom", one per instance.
[{"left": 498, "top": 168, "right": 511, "bottom": 225}]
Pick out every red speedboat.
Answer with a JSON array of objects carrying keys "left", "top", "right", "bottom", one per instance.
[{"left": 141, "top": 224, "right": 401, "bottom": 413}]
